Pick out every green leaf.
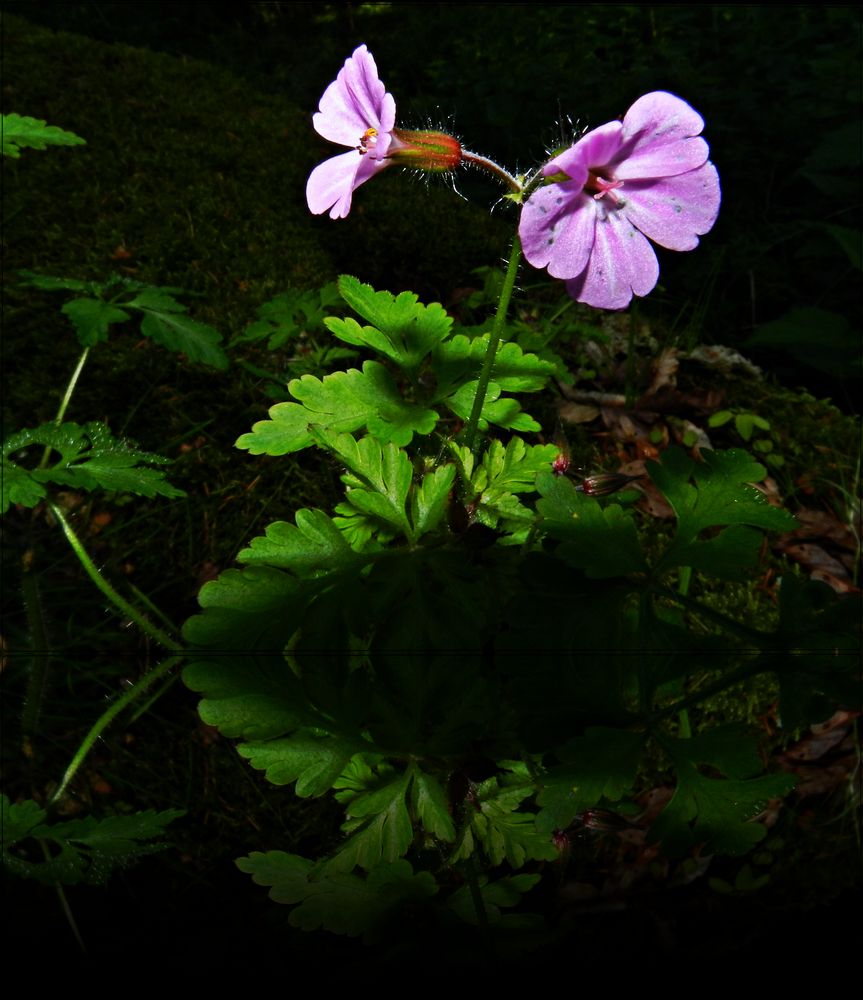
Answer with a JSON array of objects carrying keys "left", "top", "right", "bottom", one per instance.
[
  {"left": 1, "top": 421, "right": 185, "bottom": 512},
  {"left": 647, "top": 448, "right": 796, "bottom": 574},
  {"left": 431, "top": 334, "right": 553, "bottom": 399},
  {"left": 237, "top": 852, "right": 437, "bottom": 943},
  {"left": 183, "top": 565, "right": 315, "bottom": 739},
  {"left": 60, "top": 298, "right": 130, "bottom": 346},
  {"left": 310, "top": 430, "right": 414, "bottom": 541},
  {"left": 1, "top": 113, "right": 86, "bottom": 158},
  {"left": 130, "top": 289, "right": 228, "bottom": 369},
  {"left": 238, "top": 508, "right": 358, "bottom": 576},
  {"left": 536, "top": 727, "right": 645, "bottom": 834},
  {"left": 1, "top": 795, "right": 183, "bottom": 886},
  {"left": 536, "top": 471, "right": 647, "bottom": 578},
  {"left": 237, "top": 733, "right": 362, "bottom": 796},
  {"left": 327, "top": 274, "right": 452, "bottom": 375},
  {"left": 410, "top": 463, "right": 457, "bottom": 538},
  {"left": 411, "top": 768, "right": 456, "bottom": 842},
  {"left": 17, "top": 270, "right": 93, "bottom": 292},
  {"left": 236, "top": 361, "right": 438, "bottom": 455},
  {"left": 1, "top": 796, "right": 46, "bottom": 844},
  {"left": 446, "top": 379, "right": 540, "bottom": 433},
  {"left": 649, "top": 758, "right": 794, "bottom": 858},
  {"left": 232, "top": 284, "right": 339, "bottom": 349},
  {"left": 328, "top": 769, "right": 414, "bottom": 872},
  {"left": 455, "top": 776, "right": 557, "bottom": 869}
]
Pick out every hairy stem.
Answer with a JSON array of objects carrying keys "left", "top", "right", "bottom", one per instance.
[
  {"left": 464, "top": 234, "right": 523, "bottom": 455},
  {"left": 460, "top": 149, "right": 522, "bottom": 193}
]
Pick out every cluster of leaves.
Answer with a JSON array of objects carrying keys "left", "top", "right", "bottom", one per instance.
[
  {"left": 183, "top": 278, "right": 859, "bottom": 944},
  {"left": 1, "top": 794, "right": 183, "bottom": 886},
  {"left": 2, "top": 420, "right": 185, "bottom": 514},
  {"left": 1, "top": 113, "right": 86, "bottom": 159},
  {"left": 18, "top": 272, "right": 228, "bottom": 369}
]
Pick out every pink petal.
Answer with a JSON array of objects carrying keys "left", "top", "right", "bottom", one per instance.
[
  {"left": 313, "top": 45, "right": 396, "bottom": 147},
  {"left": 306, "top": 151, "right": 361, "bottom": 219},
  {"left": 621, "top": 162, "right": 721, "bottom": 250},
  {"left": 615, "top": 92, "right": 710, "bottom": 179},
  {"left": 551, "top": 121, "right": 622, "bottom": 178},
  {"left": 520, "top": 184, "right": 596, "bottom": 279},
  {"left": 565, "top": 211, "right": 659, "bottom": 310}
]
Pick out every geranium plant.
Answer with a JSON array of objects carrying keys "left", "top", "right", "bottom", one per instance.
[{"left": 179, "top": 46, "right": 857, "bottom": 954}]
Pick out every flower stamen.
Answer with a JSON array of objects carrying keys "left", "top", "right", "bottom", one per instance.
[
  {"left": 357, "top": 127, "right": 379, "bottom": 156},
  {"left": 587, "top": 171, "right": 625, "bottom": 205}
]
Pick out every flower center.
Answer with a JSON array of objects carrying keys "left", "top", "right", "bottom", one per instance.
[
  {"left": 356, "top": 127, "right": 379, "bottom": 156},
  {"left": 585, "top": 170, "right": 625, "bottom": 206}
]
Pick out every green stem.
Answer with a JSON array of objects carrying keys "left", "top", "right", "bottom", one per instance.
[
  {"left": 464, "top": 234, "right": 523, "bottom": 456},
  {"left": 39, "top": 347, "right": 90, "bottom": 469},
  {"left": 49, "top": 654, "right": 182, "bottom": 805},
  {"left": 48, "top": 501, "right": 181, "bottom": 652}
]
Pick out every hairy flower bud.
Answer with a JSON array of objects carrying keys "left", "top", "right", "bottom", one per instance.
[{"left": 389, "top": 128, "right": 463, "bottom": 173}]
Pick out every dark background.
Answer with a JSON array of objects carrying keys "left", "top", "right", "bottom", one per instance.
[
  {"left": 4, "top": 2, "right": 861, "bottom": 405},
  {"left": 2, "top": 2, "right": 860, "bottom": 977}
]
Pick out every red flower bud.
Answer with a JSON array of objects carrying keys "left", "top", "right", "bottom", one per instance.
[{"left": 389, "top": 128, "right": 463, "bottom": 173}]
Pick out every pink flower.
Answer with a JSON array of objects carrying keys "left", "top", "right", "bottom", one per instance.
[
  {"left": 306, "top": 45, "right": 397, "bottom": 220},
  {"left": 519, "top": 92, "right": 720, "bottom": 310}
]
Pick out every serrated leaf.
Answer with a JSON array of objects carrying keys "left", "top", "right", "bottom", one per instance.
[
  {"left": 236, "top": 361, "right": 438, "bottom": 455},
  {"left": 647, "top": 448, "right": 797, "bottom": 572},
  {"left": 446, "top": 379, "right": 540, "bottom": 433},
  {"left": 137, "top": 307, "right": 228, "bottom": 370},
  {"left": 310, "top": 430, "right": 414, "bottom": 540},
  {"left": 238, "top": 508, "right": 358, "bottom": 576},
  {"left": 536, "top": 727, "right": 645, "bottom": 833},
  {"left": 0, "top": 462, "right": 47, "bottom": 510},
  {"left": 182, "top": 565, "right": 314, "bottom": 739},
  {"left": 648, "top": 756, "right": 794, "bottom": 858},
  {"left": 1, "top": 113, "right": 86, "bottom": 157},
  {"left": 1, "top": 421, "right": 185, "bottom": 512},
  {"left": 60, "top": 298, "right": 130, "bottom": 346},
  {"left": 410, "top": 463, "right": 457, "bottom": 538},
  {"left": 2, "top": 799, "right": 183, "bottom": 886},
  {"left": 328, "top": 769, "right": 413, "bottom": 872},
  {"left": 0, "top": 795, "right": 46, "bottom": 844},
  {"left": 331, "top": 274, "right": 452, "bottom": 374},
  {"left": 231, "top": 285, "right": 337, "bottom": 349},
  {"left": 431, "top": 334, "right": 553, "bottom": 399},
  {"left": 237, "top": 852, "right": 437, "bottom": 943},
  {"left": 456, "top": 778, "right": 556, "bottom": 868},
  {"left": 411, "top": 768, "right": 456, "bottom": 842},
  {"left": 237, "top": 732, "right": 361, "bottom": 796},
  {"left": 536, "top": 471, "right": 647, "bottom": 578}
]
